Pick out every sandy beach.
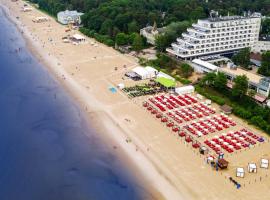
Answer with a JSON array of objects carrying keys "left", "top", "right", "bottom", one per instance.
[{"left": 2, "top": 1, "right": 270, "bottom": 199}]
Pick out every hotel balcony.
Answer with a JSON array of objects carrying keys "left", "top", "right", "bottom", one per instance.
[
  {"left": 177, "top": 38, "right": 199, "bottom": 46},
  {"left": 187, "top": 28, "right": 209, "bottom": 36},
  {"left": 182, "top": 32, "right": 205, "bottom": 40},
  {"left": 176, "top": 38, "right": 185, "bottom": 44},
  {"left": 192, "top": 23, "right": 210, "bottom": 30},
  {"left": 172, "top": 42, "right": 194, "bottom": 51}
]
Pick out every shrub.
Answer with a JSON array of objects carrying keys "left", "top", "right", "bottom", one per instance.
[
  {"left": 232, "top": 105, "right": 252, "bottom": 119},
  {"left": 195, "top": 86, "right": 225, "bottom": 105},
  {"left": 250, "top": 116, "right": 268, "bottom": 130}
]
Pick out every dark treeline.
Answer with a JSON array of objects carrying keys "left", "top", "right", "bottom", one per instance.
[{"left": 29, "top": 0, "right": 270, "bottom": 40}]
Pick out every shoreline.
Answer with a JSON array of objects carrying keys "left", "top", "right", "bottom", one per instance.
[{"left": 0, "top": 2, "right": 187, "bottom": 200}]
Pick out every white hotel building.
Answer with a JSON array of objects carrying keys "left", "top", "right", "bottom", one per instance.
[{"left": 166, "top": 12, "right": 262, "bottom": 60}]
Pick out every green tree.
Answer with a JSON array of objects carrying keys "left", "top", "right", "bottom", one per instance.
[
  {"left": 232, "top": 48, "right": 251, "bottom": 69},
  {"left": 179, "top": 63, "right": 194, "bottom": 78},
  {"left": 155, "top": 34, "right": 170, "bottom": 52},
  {"left": 248, "top": 89, "right": 256, "bottom": 98},
  {"left": 112, "top": 26, "right": 120, "bottom": 38},
  {"left": 128, "top": 21, "right": 139, "bottom": 33},
  {"left": 261, "top": 18, "right": 270, "bottom": 35},
  {"left": 214, "top": 72, "right": 227, "bottom": 91},
  {"left": 258, "top": 51, "right": 270, "bottom": 76},
  {"left": 189, "top": 7, "right": 206, "bottom": 20},
  {"left": 99, "top": 19, "right": 113, "bottom": 36},
  {"left": 155, "top": 21, "right": 191, "bottom": 52},
  {"left": 115, "top": 33, "right": 129, "bottom": 45},
  {"left": 200, "top": 72, "right": 216, "bottom": 86},
  {"left": 232, "top": 75, "right": 248, "bottom": 98},
  {"left": 132, "top": 34, "right": 144, "bottom": 52}
]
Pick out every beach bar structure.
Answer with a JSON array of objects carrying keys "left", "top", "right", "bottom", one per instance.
[
  {"left": 132, "top": 67, "right": 150, "bottom": 80},
  {"left": 70, "top": 34, "right": 85, "bottom": 43},
  {"left": 57, "top": 10, "right": 84, "bottom": 25},
  {"left": 145, "top": 66, "right": 158, "bottom": 78},
  {"left": 131, "top": 66, "right": 158, "bottom": 80},
  {"left": 217, "top": 158, "right": 229, "bottom": 169},
  {"left": 220, "top": 104, "right": 232, "bottom": 115}
]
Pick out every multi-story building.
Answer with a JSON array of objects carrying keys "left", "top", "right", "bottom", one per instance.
[
  {"left": 140, "top": 22, "right": 165, "bottom": 45},
  {"left": 167, "top": 12, "right": 262, "bottom": 60}
]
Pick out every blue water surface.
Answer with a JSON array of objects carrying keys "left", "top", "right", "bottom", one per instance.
[{"left": 0, "top": 8, "right": 151, "bottom": 200}]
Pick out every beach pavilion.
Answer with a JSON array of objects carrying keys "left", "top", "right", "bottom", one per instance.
[
  {"left": 71, "top": 34, "right": 86, "bottom": 43},
  {"left": 131, "top": 67, "right": 149, "bottom": 80}
]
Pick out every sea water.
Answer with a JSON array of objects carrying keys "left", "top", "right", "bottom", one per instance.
[{"left": 0, "top": 8, "right": 150, "bottom": 200}]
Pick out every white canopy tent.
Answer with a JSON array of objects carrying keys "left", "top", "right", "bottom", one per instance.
[
  {"left": 145, "top": 66, "right": 158, "bottom": 78},
  {"left": 236, "top": 167, "right": 245, "bottom": 178},
  {"left": 132, "top": 67, "right": 149, "bottom": 80},
  {"left": 175, "top": 85, "right": 195, "bottom": 95},
  {"left": 261, "top": 159, "right": 269, "bottom": 169},
  {"left": 248, "top": 163, "right": 257, "bottom": 173},
  {"left": 157, "top": 71, "right": 175, "bottom": 81}
]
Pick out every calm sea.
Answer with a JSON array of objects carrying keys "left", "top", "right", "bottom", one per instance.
[{"left": 0, "top": 8, "right": 150, "bottom": 200}]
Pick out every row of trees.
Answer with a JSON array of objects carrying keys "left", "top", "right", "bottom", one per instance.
[{"left": 200, "top": 72, "right": 249, "bottom": 99}]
